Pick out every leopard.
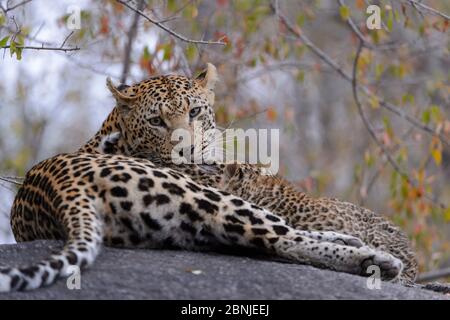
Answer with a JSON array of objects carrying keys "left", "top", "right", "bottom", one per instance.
[
  {"left": 97, "top": 66, "right": 450, "bottom": 293},
  {"left": 0, "top": 64, "right": 403, "bottom": 292},
  {"left": 92, "top": 67, "right": 416, "bottom": 284}
]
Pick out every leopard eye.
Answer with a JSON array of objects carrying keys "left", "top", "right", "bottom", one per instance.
[
  {"left": 149, "top": 116, "right": 165, "bottom": 127},
  {"left": 189, "top": 107, "right": 201, "bottom": 118}
]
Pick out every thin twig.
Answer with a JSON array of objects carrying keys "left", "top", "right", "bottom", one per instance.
[
  {"left": 404, "top": 0, "right": 450, "bottom": 21},
  {"left": 60, "top": 31, "right": 74, "bottom": 49},
  {"left": 30, "top": 21, "right": 45, "bottom": 41},
  {"left": 147, "top": 2, "right": 193, "bottom": 77},
  {"left": 2, "top": 18, "right": 79, "bottom": 53},
  {"left": 2, "top": 0, "right": 32, "bottom": 13},
  {"left": 270, "top": 0, "right": 450, "bottom": 149},
  {"left": 152, "top": 0, "right": 194, "bottom": 23},
  {"left": 1, "top": 44, "right": 80, "bottom": 52},
  {"left": 0, "top": 176, "right": 23, "bottom": 186},
  {"left": 337, "top": 0, "right": 406, "bottom": 51},
  {"left": 2, "top": 176, "right": 24, "bottom": 181},
  {"left": 115, "top": 0, "right": 226, "bottom": 46},
  {"left": 120, "top": 0, "right": 145, "bottom": 83}
]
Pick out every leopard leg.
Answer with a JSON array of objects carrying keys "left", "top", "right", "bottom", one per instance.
[
  {"left": 192, "top": 193, "right": 403, "bottom": 281},
  {"left": 1, "top": 203, "right": 103, "bottom": 292},
  {"left": 294, "top": 230, "right": 365, "bottom": 248}
]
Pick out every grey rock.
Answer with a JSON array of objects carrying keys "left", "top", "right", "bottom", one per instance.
[{"left": 0, "top": 240, "right": 446, "bottom": 300}]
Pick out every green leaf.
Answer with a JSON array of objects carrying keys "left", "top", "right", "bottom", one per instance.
[
  {"left": 401, "top": 93, "right": 414, "bottom": 105},
  {"left": 296, "top": 13, "right": 306, "bottom": 27},
  {"left": 339, "top": 5, "right": 350, "bottom": 21},
  {"left": 9, "top": 40, "right": 16, "bottom": 57},
  {"left": 185, "top": 44, "right": 196, "bottom": 62},
  {"left": 248, "top": 58, "right": 257, "bottom": 67},
  {"left": 430, "top": 105, "right": 442, "bottom": 123},
  {"left": 142, "top": 46, "right": 150, "bottom": 60},
  {"left": 400, "top": 178, "right": 408, "bottom": 199},
  {"left": 296, "top": 70, "right": 305, "bottom": 83},
  {"left": 15, "top": 46, "right": 22, "bottom": 60},
  {"left": 422, "top": 110, "right": 431, "bottom": 124},
  {"left": 390, "top": 170, "right": 398, "bottom": 197},
  {"left": 375, "top": 63, "right": 384, "bottom": 80},
  {"left": 369, "top": 95, "right": 379, "bottom": 109},
  {"left": 16, "top": 34, "right": 24, "bottom": 46},
  {"left": 162, "top": 43, "right": 172, "bottom": 61},
  {"left": 8, "top": 41, "right": 23, "bottom": 60},
  {"left": 364, "top": 151, "right": 375, "bottom": 167},
  {"left": 431, "top": 148, "right": 442, "bottom": 166},
  {"left": 0, "top": 35, "right": 9, "bottom": 47},
  {"left": 444, "top": 207, "right": 450, "bottom": 222},
  {"left": 419, "top": 22, "right": 426, "bottom": 35},
  {"left": 386, "top": 10, "right": 394, "bottom": 31},
  {"left": 167, "top": 0, "right": 177, "bottom": 12}
]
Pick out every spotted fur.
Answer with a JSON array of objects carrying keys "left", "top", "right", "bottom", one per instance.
[
  {"left": 1, "top": 64, "right": 403, "bottom": 292},
  {"left": 102, "top": 144, "right": 419, "bottom": 284}
]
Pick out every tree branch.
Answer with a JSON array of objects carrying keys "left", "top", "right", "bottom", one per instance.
[
  {"left": 115, "top": 0, "right": 226, "bottom": 46},
  {"left": 404, "top": 0, "right": 450, "bottom": 21},
  {"left": 1, "top": 44, "right": 80, "bottom": 52},
  {"left": 120, "top": 0, "right": 145, "bottom": 84},
  {"left": 337, "top": 0, "right": 406, "bottom": 51},
  {"left": 0, "top": 0, "right": 32, "bottom": 14},
  {"left": 59, "top": 31, "right": 74, "bottom": 49},
  {"left": 270, "top": 0, "right": 450, "bottom": 149},
  {"left": 361, "top": 127, "right": 414, "bottom": 205},
  {"left": 1, "top": 19, "right": 79, "bottom": 53},
  {"left": 0, "top": 176, "right": 23, "bottom": 186}
]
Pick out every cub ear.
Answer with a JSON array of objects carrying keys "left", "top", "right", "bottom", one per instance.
[
  {"left": 106, "top": 77, "right": 138, "bottom": 106},
  {"left": 224, "top": 163, "right": 240, "bottom": 179},
  {"left": 196, "top": 63, "right": 218, "bottom": 91}
]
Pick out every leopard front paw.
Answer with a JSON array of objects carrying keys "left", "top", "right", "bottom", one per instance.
[
  {"left": 359, "top": 248, "right": 403, "bottom": 281},
  {"left": 330, "top": 234, "right": 365, "bottom": 248}
]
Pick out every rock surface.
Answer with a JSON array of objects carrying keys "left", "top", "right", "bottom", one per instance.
[{"left": 0, "top": 240, "right": 446, "bottom": 300}]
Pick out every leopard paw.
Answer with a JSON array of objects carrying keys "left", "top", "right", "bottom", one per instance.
[{"left": 359, "top": 248, "right": 403, "bottom": 281}]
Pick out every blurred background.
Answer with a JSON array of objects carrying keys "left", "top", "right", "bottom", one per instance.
[{"left": 0, "top": 0, "right": 449, "bottom": 278}]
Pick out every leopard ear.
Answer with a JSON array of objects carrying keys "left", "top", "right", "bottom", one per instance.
[
  {"left": 196, "top": 63, "right": 218, "bottom": 91},
  {"left": 195, "top": 63, "right": 218, "bottom": 105},
  {"left": 106, "top": 77, "right": 138, "bottom": 106}
]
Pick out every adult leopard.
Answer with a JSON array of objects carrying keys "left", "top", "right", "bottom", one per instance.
[
  {"left": 96, "top": 65, "right": 420, "bottom": 285},
  {"left": 0, "top": 64, "right": 402, "bottom": 292}
]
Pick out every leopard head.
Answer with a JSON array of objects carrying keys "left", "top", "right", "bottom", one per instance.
[{"left": 105, "top": 63, "right": 219, "bottom": 162}]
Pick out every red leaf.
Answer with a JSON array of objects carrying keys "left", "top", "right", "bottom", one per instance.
[
  {"left": 100, "top": 15, "right": 109, "bottom": 35},
  {"left": 217, "top": 0, "right": 228, "bottom": 7}
]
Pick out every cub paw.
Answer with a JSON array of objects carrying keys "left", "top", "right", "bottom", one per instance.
[{"left": 422, "top": 282, "right": 450, "bottom": 295}]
